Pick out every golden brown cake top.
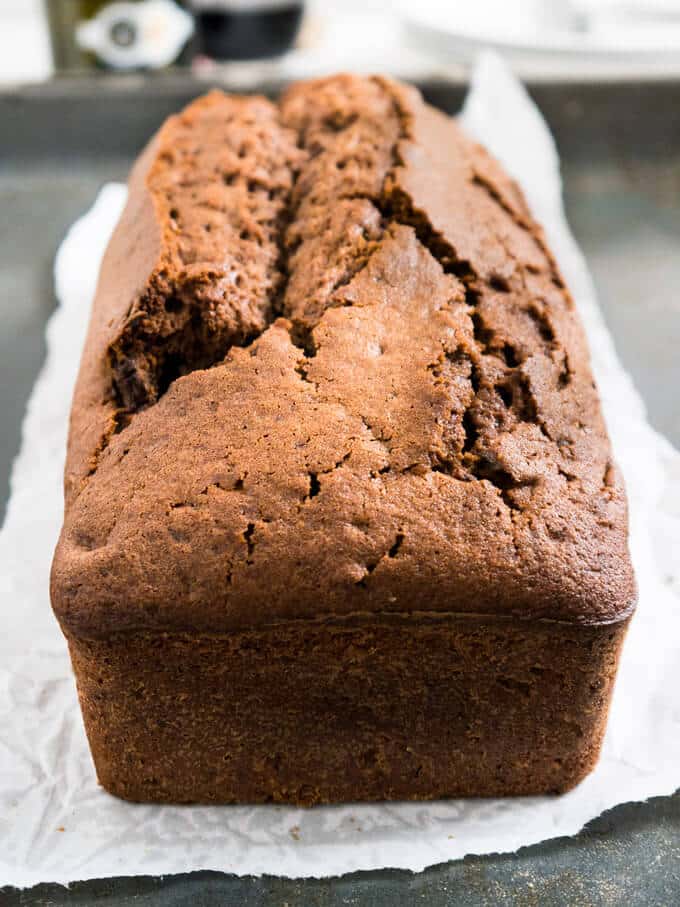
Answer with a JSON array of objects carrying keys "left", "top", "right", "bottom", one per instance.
[{"left": 51, "top": 75, "right": 636, "bottom": 636}]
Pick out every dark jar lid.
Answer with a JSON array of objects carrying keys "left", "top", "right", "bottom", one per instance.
[{"left": 191, "top": 0, "right": 305, "bottom": 61}]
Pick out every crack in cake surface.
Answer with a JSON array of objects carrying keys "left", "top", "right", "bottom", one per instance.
[
  {"left": 80, "top": 77, "right": 617, "bottom": 544},
  {"left": 108, "top": 93, "right": 305, "bottom": 416}
]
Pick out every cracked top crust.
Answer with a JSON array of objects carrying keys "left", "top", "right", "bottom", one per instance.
[{"left": 51, "top": 75, "right": 636, "bottom": 637}]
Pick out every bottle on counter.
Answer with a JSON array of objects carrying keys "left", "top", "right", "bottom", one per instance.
[
  {"left": 190, "top": 0, "right": 305, "bottom": 61},
  {"left": 46, "top": 0, "right": 195, "bottom": 72}
]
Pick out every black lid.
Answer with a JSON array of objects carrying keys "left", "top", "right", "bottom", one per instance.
[{"left": 192, "top": 1, "right": 305, "bottom": 61}]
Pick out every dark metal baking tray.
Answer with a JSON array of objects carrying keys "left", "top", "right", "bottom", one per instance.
[{"left": 1, "top": 74, "right": 678, "bottom": 904}]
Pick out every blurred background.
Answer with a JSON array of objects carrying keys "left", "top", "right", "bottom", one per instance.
[{"left": 4, "top": 0, "right": 680, "bottom": 85}]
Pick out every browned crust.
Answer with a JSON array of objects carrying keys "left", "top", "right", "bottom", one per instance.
[
  {"left": 64, "top": 91, "right": 302, "bottom": 503},
  {"left": 51, "top": 75, "right": 636, "bottom": 638}
]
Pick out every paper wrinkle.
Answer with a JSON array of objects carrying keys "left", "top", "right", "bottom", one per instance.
[{"left": 1, "top": 56, "right": 679, "bottom": 888}]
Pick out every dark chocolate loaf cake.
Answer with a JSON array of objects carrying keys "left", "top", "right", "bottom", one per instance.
[{"left": 51, "top": 76, "right": 636, "bottom": 804}]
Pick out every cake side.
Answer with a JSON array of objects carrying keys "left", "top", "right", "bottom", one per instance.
[
  {"left": 67, "top": 614, "right": 629, "bottom": 804},
  {"left": 52, "top": 75, "right": 635, "bottom": 637}
]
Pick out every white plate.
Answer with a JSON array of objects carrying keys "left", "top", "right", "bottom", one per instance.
[{"left": 403, "top": 0, "right": 680, "bottom": 63}]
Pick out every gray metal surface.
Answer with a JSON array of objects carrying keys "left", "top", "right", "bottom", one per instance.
[
  {"left": 3, "top": 795, "right": 680, "bottom": 905},
  {"left": 0, "top": 75, "right": 678, "bottom": 902}
]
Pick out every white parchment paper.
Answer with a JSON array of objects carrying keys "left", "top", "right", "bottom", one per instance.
[{"left": 1, "top": 55, "right": 679, "bottom": 888}]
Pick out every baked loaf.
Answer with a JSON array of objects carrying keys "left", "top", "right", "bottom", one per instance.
[{"left": 51, "top": 75, "right": 636, "bottom": 804}]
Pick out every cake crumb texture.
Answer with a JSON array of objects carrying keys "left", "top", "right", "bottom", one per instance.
[{"left": 69, "top": 616, "right": 628, "bottom": 804}]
